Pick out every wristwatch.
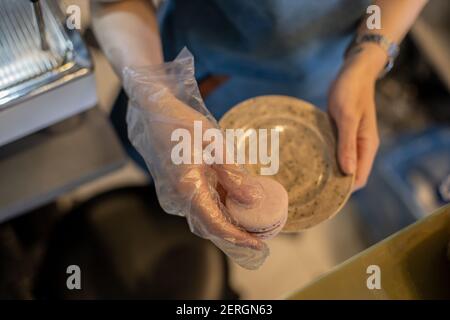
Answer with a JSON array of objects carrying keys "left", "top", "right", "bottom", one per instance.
[{"left": 345, "top": 33, "right": 400, "bottom": 78}]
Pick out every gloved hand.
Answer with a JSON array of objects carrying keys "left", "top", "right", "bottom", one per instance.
[{"left": 123, "top": 48, "right": 269, "bottom": 269}]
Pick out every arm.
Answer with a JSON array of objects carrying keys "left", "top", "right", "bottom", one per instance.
[
  {"left": 355, "top": 0, "right": 429, "bottom": 76},
  {"left": 90, "top": 1, "right": 267, "bottom": 267},
  {"left": 328, "top": 0, "right": 428, "bottom": 190},
  {"left": 90, "top": 0, "right": 163, "bottom": 77}
]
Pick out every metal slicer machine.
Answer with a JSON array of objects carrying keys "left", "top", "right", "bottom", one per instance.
[{"left": 0, "top": 0, "right": 96, "bottom": 146}]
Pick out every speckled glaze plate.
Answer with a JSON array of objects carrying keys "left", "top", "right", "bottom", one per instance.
[{"left": 219, "top": 95, "right": 354, "bottom": 232}]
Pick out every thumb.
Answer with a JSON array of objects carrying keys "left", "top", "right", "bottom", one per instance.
[
  {"left": 212, "top": 164, "right": 263, "bottom": 206},
  {"left": 335, "top": 114, "right": 358, "bottom": 175},
  {"left": 189, "top": 176, "right": 265, "bottom": 251}
]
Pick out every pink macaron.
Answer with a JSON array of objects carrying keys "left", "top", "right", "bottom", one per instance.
[{"left": 225, "top": 176, "right": 288, "bottom": 239}]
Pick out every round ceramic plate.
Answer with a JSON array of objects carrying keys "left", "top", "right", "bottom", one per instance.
[{"left": 219, "top": 95, "right": 354, "bottom": 232}]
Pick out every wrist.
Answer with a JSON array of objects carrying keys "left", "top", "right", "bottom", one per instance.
[{"left": 344, "top": 43, "right": 387, "bottom": 80}]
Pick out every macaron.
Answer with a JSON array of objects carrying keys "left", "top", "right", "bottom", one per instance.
[{"left": 225, "top": 176, "right": 288, "bottom": 239}]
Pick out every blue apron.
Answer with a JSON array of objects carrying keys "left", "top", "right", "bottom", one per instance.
[
  {"left": 158, "top": 0, "right": 370, "bottom": 118},
  {"left": 112, "top": 0, "right": 371, "bottom": 170}
]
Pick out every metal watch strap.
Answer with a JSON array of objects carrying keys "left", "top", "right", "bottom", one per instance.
[{"left": 345, "top": 33, "right": 400, "bottom": 78}]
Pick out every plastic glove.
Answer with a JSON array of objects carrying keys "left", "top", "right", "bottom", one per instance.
[{"left": 123, "top": 48, "right": 269, "bottom": 269}]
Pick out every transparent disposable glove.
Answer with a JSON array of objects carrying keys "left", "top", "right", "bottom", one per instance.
[{"left": 123, "top": 48, "right": 269, "bottom": 269}]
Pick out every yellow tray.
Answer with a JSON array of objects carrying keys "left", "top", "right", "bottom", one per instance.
[{"left": 288, "top": 205, "right": 450, "bottom": 300}]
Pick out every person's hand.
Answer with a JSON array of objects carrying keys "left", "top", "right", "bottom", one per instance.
[
  {"left": 123, "top": 49, "right": 268, "bottom": 269},
  {"left": 159, "top": 93, "right": 266, "bottom": 250},
  {"left": 328, "top": 44, "right": 386, "bottom": 190}
]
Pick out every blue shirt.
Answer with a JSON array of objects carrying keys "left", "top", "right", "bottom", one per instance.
[{"left": 159, "top": 0, "right": 370, "bottom": 118}]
